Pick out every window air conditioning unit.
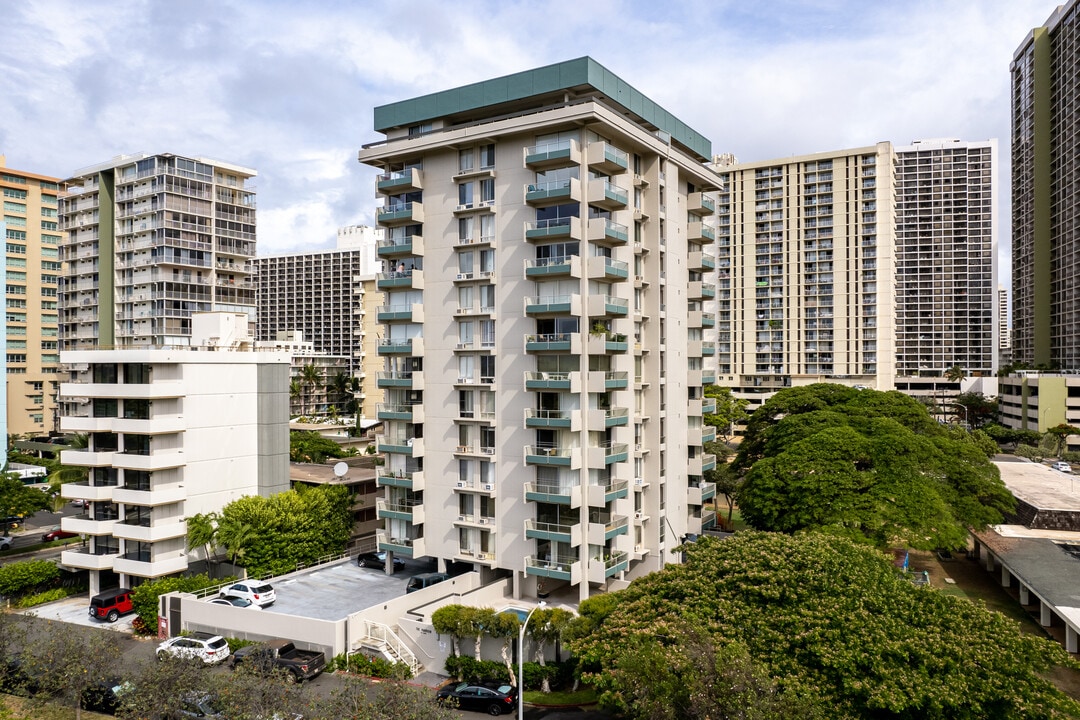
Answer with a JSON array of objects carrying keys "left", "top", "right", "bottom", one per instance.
[
  {"left": 635, "top": 511, "right": 643, "bottom": 519},
  {"left": 484, "top": 484, "right": 494, "bottom": 491},
  {"left": 456, "top": 481, "right": 466, "bottom": 488}
]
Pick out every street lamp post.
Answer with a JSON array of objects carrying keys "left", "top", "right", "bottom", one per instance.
[{"left": 519, "top": 600, "right": 546, "bottom": 720}]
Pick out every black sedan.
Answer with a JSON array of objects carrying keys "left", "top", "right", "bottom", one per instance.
[
  {"left": 356, "top": 551, "right": 406, "bottom": 572},
  {"left": 436, "top": 682, "right": 518, "bottom": 715}
]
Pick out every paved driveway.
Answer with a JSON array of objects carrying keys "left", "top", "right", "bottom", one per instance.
[{"left": 20, "top": 595, "right": 137, "bottom": 632}]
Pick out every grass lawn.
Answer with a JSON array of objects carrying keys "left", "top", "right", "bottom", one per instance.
[{"left": 523, "top": 687, "right": 598, "bottom": 706}]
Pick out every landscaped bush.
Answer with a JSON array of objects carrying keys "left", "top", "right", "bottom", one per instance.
[
  {"left": 1015, "top": 444, "right": 1042, "bottom": 460},
  {"left": 0, "top": 559, "right": 59, "bottom": 598},
  {"left": 328, "top": 651, "right": 412, "bottom": 680},
  {"left": 443, "top": 655, "right": 510, "bottom": 684},
  {"left": 521, "top": 661, "right": 559, "bottom": 691},
  {"left": 225, "top": 637, "right": 259, "bottom": 653},
  {"left": 15, "top": 587, "right": 69, "bottom": 608},
  {"left": 130, "top": 573, "right": 227, "bottom": 634}
]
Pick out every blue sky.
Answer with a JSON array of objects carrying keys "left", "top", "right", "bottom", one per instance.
[{"left": 0, "top": 0, "right": 1057, "bottom": 277}]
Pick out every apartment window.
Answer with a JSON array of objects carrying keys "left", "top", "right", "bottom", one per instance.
[
  {"left": 407, "top": 123, "right": 432, "bottom": 137},
  {"left": 2, "top": 189, "right": 26, "bottom": 200},
  {"left": 124, "top": 470, "right": 151, "bottom": 491},
  {"left": 6, "top": 340, "right": 25, "bottom": 349},
  {"left": 3, "top": 202, "right": 25, "bottom": 213},
  {"left": 6, "top": 300, "right": 25, "bottom": 308},
  {"left": 93, "top": 399, "right": 119, "bottom": 418},
  {"left": 5, "top": 230, "right": 26, "bottom": 241},
  {"left": 41, "top": 261, "right": 61, "bottom": 271},
  {"left": 6, "top": 313, "right": 24, "bottom": 323},
  {"left": 459, "top": 149, "right": 474, "bottom": 173},
  {"left": 40, "top": 207, "right": 57, "bottom": 218},
  {"left": 4, "top": 216, "right": 26, "bottom": 227},
  {"left": 5, "top": 271, "right": 25, "bottom": 281},
  {"left": 40, "top": 221, "right": 57, "bottom": 231},
  {"left": 480, "top": 144, "right": 495, "bottom": 169},
  {"left": 93, "top": 468, "right": 119, "bottom": 487},
  {"left": 458, "top": 217, "right": 475, "bottom": 243},
  {"left": 124, "top": 363, "right": 151, "bottom": 384},
  {"left": 6, "top": 258, "right": 24, "bottom": 268},
  {"left": 123, "top": 434, "right": 151, "bottom": 456},
  {"left": 40, "top": 341, "right": 57, "bottom": 350},
  {"left": 459, "top": 182, "right": 474, "bottom": 208},
  {"left": 43, "top": 274, "right": 60, "bottom": 285},
  {"left": 459, "top": 391, "right": 475, "bottom": 418},
  {"left": 123, "top": 399, "right": 151, "bottom": 423},
  {"left": 480, "top": 178, "right": 494, "bottom": 203},
  {"left": 0, "top": 175, "right": 25, "bottom": 185},
  {"left": 41, "top": 234, "right": 60, "bottom": 245},
  {"left": 93, "top": 364, "right": 118, "bottom": 384}
]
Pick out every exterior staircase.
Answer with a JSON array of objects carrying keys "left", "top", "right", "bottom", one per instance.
[{"left": 355, "top": 619, "right": 422, "bottom": 676}]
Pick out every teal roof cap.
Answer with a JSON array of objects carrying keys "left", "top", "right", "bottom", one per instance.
[{"left": 373, "top": 57, "right": 711, "bottom": 161}]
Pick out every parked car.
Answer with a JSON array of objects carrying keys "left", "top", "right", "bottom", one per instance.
[
  {"left": 356, "top": 551, "right": 406, "bottom": 572},
  {"left": 157, "top": 632, "right": 231, "bottom": 665},
  {"left": 436, "top": 682, "right": 518, "bottom": 715},
  {"left": 406, "top": 571, "right": 449, "bottom": 593},
  {"left": 0, "top": 536, "right": 13, "bottom": 551},
  {"left": 1053, "top": 461, "right": 1073, "bottom": 473},
  {"left": 231, "top": 639, "right": 326, "bottom": 682},
  {"left": 89, "top": 587, "right": 134, "bottom": 623},
  {"left": 41, "top": 525, "right": 79, "bottom": 542},
  {"left": 209, "top": 595, "right": 262, "bottom": 610},
  {"left": 220, "top": 580, "right": 276, "bottom": 607}
]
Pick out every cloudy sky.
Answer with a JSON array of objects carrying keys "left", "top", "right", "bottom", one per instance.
[{"left": 0, "top": 0, "right": 1057, "bottom": 277}]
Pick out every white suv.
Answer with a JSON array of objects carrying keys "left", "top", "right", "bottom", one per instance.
[
  {"left": 156, "top": 632, "right": 231, "bottom": 664},
  {"left": 220, "top": 580, "right": 276, "bottom": 607}
]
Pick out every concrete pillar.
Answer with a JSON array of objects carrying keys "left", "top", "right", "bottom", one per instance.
[
  {"left": 985, "top": 551, "right": 995, "bottom": 572},
  {"left": 1001, "top": 565, "right": 1011, "bottom": 588},
  {"left": 1020, "top": 585, "right": 1031, "bottom": 605},
  {"left": 1041, "top": 601, "right": 1053, "bottom": 627},
  {"left": 1068, "top": 625, "right": 1079, "bottom": 654}
]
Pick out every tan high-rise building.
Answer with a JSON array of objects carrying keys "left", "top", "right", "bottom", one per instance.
[
  {"left": 358, "top": 57, "right": 722, "bottom": 602},
  {"left": 1, "top": 156, "right": 63, "bottom": 436},
  {"left": 58, "top": 153, "right": 257, "bottom": 349},
  {"left": 712, "top": 144, "right": 897, "bottom": 408},
  {"left": 713, "top": 138, "right": 997, "bottom": 411}
]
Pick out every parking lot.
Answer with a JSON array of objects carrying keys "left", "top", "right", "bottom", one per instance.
[{"left": 238, "top": 555, "right": 434, "bottom": 621}]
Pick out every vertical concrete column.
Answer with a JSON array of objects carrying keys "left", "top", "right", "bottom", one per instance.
[
  {"left": 1068, "top": 625, "right": 1078, "bottom": 654},
  {"left": 1041, "top": 600, "right": 1053, "bottom": 627},
  {"left": 985, "top": 551, "right": 995, "bottom": 572},
  {"left": 1001, "top": 565, "right": 1010, "bottom": 588},
  {"left": 1020, "top": 585, "right": 1031, "bottom": 605}
]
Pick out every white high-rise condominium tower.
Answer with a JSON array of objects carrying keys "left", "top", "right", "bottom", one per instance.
[
  {"left": 58, "top": 153, "right": 257, "bottom": 348},
  {"left": 358, "top": 57, "right": 723, "bottom": 602}
]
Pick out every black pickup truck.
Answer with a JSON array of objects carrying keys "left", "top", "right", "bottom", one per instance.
[{"left": 230, "top": 639, "right": 326, "bottom": 682}]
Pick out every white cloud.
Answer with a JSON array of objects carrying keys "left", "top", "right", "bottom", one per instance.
[{"left": 0, "top": 0, "right": 1057, "bottom": 280}]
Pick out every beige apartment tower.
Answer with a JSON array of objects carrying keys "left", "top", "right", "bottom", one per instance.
[
  {"left": 359, "top": 57, "right": 722, "bottom": 602},
  {"left": 713, "top": 138, "right": 996, "bottom": 410},
  {"left": 58, "top": 153, "right": 257, "bottom": 349},
  {"left": 1, "top": 156, "right": 63, "bottom": 435}
]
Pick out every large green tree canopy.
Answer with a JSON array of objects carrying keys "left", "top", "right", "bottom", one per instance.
[
  {"left": 570, "top": 532, "right": 1080, "bottom": 720},
  {"left": 733, "top": 384, "right": 1014, "bottom": 549},
  {"left": 210, "top": 484, "right": 353, "bottom": 577}
]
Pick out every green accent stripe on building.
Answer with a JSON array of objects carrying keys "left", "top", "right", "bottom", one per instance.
[
  {"left": 373, "top": 57, "right": 712, "bottom": 161},
  {"left": 1032, "top": 27, "right": 1052, "bottom": 368},
  {"left": 99, "top": 170, "right": 116, "bottom": 347}
]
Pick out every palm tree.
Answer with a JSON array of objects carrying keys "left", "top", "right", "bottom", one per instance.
[
  {"left": 216, "top": 517, "right": 255, "bottom": 567},
  {"left": 46, "top": 434, "right": 88, "bottom": 510},
  {"left": 289, "top": 379, "right": 302, "bottom": 418},
  {"left": 186, "top": 512, "right": 221, "bottom": 575},
  {"left": 328, "top": 372, "right": 356, "bottom": 415},
  {"left": 944, "top": 364, "right": 966, "bottom": 383},
  {"left": 300, "top": 363, "right": 323, "bottom": 418}
]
